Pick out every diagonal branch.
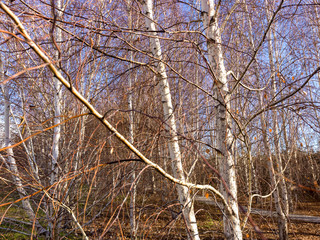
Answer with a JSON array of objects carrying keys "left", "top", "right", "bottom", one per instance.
[{"left": 0, "top": 2, "right": 231, "bottom": 215}]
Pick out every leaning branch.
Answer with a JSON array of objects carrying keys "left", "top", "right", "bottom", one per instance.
[{"left": 0, "top": 2, "right": 231, "bottom": 216}]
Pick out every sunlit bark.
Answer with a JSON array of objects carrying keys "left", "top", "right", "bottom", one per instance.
[
  {"left": 139, "top": 0, "right": 200, "bottom": 239},
  {"left": 201, "top": 1, "right": 242, "bottom": 239}
]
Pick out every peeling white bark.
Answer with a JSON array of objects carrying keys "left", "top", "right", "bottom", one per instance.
[
  {"left": 49, "top": 1, "right": 64, "bottom": 237},
  {"left": 139, "top": 1, "right": 200, "bottom": 239},
  {"left": 201, "top": 1, "right": 242, "bottom": 239},
  {"left": 51, "top": 0, "right": 63, "bottom": 187}
]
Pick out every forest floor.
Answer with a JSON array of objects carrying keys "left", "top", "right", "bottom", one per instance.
[
  {"left": 87, "top": 192, "right": 320, "bottom": 240},
  {"left": 0, "top": 189, "right": 320, "bottom": 239},
  {"left": 239, "top": 200, "right": 320, "bottom": 240}
]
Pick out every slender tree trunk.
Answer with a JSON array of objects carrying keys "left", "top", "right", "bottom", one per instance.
[
  {"left": 1, "top": 58, "right": 45, "bottom": 234},
  {"left": 128, "top": 70, "right": 137, "bottom": 239},
  {"left": 12, "top": 89, "right": 41, "bottom": 184},
  {"left": 128, "top": 14, "right": 137, "bottom": 240},
  {"left": 50, "top": 1, "right": 63, "bottom": 237},
  {"left": 259, "top": 93, "right": 288, "bottom": 240},
  {"left": 304, "top": 77, "right": 320, "bottom": 185},
  {"left": 139, "top": 1, "right": 200, "bottom": 239},
  {"left": 268, "top": 24, "right": 289, "bottom": 218},
  {"left": 124, "top": 2, "right": 138, "bottom": 238},
  {"left": 281, "top": 110, "right": 296, "bottom": 209},
  {"left": 201, "top": 1, "right": 242, "bottom": 239},
  {"left": 187, "top": 54, "right": 200, "bottom": 182},
  {"left": 265, "top": 3, "right": 288, "bottom": 238},
  {"left": 243, "top": 0, "right": 260, "bottom": 203},
  {"left": 51, "top": 0, "right": 62, "bottom": 188}
]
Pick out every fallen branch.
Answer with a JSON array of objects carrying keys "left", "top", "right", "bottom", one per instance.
[
  {"left": 0, "top": 226, "right": 31, "bottom": 236},
  {"left": 196, "top": 196, "right": 320, "bottom": 224}
]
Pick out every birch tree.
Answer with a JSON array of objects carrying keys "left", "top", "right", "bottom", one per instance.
[
  {"left": 48, "top": 0, "right": 64, "bottom": 237},
  {"left": 126, "top": 1, "right": 137, "bottom": 238},
  {"left": 259, "top": 92, "right": 288, "bottom": 240},
  {"left": 265, "top": 4, "right": 289, "bottom": 239},
  {"left": 139, "top": 0, "right": 200, "bottom": 239},
  {"left": 50, "top": 0, "right": 62, "bottom": 187},
  {"left": 0, "top": 56, "right": 46, "bottom": 235},
  {"left": 50, "top": 0, "right": 62, "bottom": 184},
  {"left": 200, "top": 1, "right": 242, "bottom": 239}
]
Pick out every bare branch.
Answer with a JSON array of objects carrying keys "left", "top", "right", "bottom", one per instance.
[{"left": 0, "top": 1, "right": 231, "bottom": 215}]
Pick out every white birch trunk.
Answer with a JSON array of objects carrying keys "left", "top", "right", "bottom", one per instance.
[
  {"left": 128, "top": 67, "right": 137, "bottom": 239},
  {"left": 1, "top": 59, "right": 45, "bottom": 234},
  {"left": 201, "top": 1, "right": 242, "bottom": 239},
  {"left": 51, "top": 0, "right": 63, "bottom": 187},
  {"left": 49, "top": 1, "right": 63, "bottom": 237},
  {"left": 140, "top": 1, "right": 200, "bottom": 239},
  {"left": 127, "top": 5, "right": 137, "bottom": 237}
]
